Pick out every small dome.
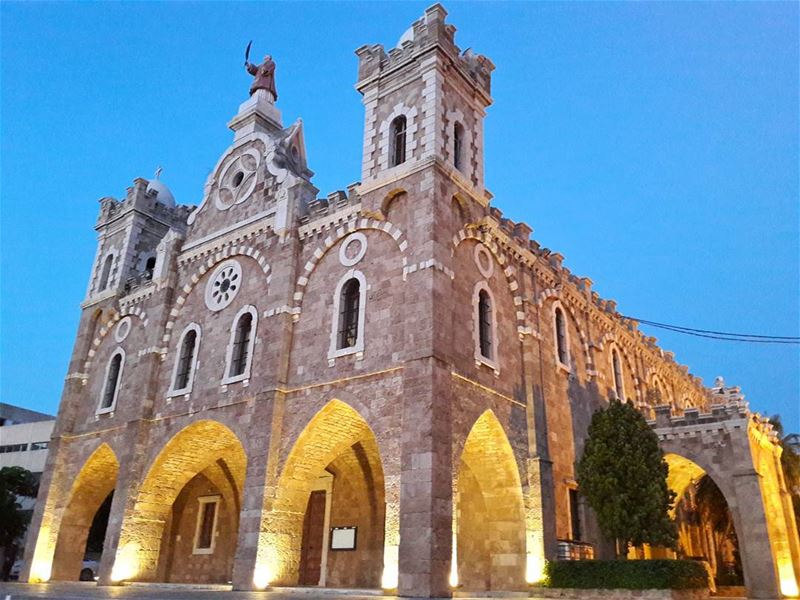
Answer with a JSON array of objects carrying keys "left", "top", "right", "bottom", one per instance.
[
  {"left": 146, "top": 178, "right": 175, "bottom": 207},
  {"left": 397, "top": 26, "right": 415, "bottom": 47}
]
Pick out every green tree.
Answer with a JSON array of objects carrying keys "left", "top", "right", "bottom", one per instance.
[
  {"left": 0, "top": 466, "right": 38, "bottom": 580},
  {"left": 577, "top": 399, "right": 677, "bottom": 558}
]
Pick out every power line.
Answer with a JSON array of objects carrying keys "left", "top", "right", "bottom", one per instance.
[{"left": 620, "top": 316, "right": 800, "bottom": 345}]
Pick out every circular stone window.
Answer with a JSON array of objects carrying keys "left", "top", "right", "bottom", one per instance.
[
  {"left": 114, "top": 317, "right": 132, "bottom": 343},
  {"left": 205, "top": 259, "right": 243, "bottom": 312},
  {"left": 474, "top": 243, "right": 494, "bottom": 279},
  {"left": 339, "top": 232, "right": 368, "bottom": 267}
]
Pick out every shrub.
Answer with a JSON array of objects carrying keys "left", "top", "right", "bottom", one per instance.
[{"left": 543, "top": 559, "right": 709, "bottom": 589}]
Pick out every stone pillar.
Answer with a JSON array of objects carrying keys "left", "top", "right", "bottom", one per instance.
[
  {"left": 730, "top": 470, "right": 782, "bottom": 598},
  {"left": 231, "top": 393, "right": 280, "bottom": 591},
  {"left": 397, "top": 358, "right": 453, "bottom": 598},
  {"left": 380, "top": 458, "right": 401, "bottom": 590}
]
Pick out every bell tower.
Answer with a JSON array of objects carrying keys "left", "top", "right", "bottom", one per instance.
[{"left": 355, "top": 3, "right": 494, "bottom": 209}]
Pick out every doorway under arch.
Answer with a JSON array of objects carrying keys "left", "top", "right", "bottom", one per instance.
[
  {"left": 111, "top": 420, "right": 247, "bottom": 584},
  {"left": 257, "top": 399, "right": 385, "bottom": 589},
  {"left": 453, "top": 410, "right": 526, "bottom": 591}
]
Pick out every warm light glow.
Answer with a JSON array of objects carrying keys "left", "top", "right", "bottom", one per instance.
[
  {"left": 526, "top": 552, "right": 546, "bottom": 584},
  {"left": 779, "top": 563, "right": 799, "bottom": 598},
  {"left": 449, "top": 533, "right": 458, "bottom": 587},
  {"left": 381, "top": 545, "right": 399, "bottom": 589},
  {"left": 29, "top": 560, "right": 52, "bottom": 583},
  {"left": 253, "top": 566, "right": 271, "bottom": 590},
  {"left": 110, "top": 543, "right": 139, "bottom": 582}
]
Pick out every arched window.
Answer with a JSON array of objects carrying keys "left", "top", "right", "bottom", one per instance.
[
  {"left": 555, "top": 307, "right": 569, "bottom": 366},
  {"left": 338, "top": 278, "right": 361, "bottom": 349},
  {"left": 98, "top": 349, "right": 124, "bottom": 413},
  {"left": 612, "top": 348, "right": 624, "bottom": 400},
  {"left": 144, "top": 256, "right": 156, "bottom": 280},
  {"left": 478, "top": 289, "right": 493, "bottom": 359},
  {"left": 453, "top": 122, "right": 465, "bottom": 171},
  {"left": 229, "top": 312, "right": 253, "bottom": 378},
  {"left": 390, "top": 115, "right": 407, "bottom": 167},
  {"left": 99, "top": 254, "right": 114, "bottom": 291},
  {"left": 171, "top": 325, "right": 200, "bottom": 394}
]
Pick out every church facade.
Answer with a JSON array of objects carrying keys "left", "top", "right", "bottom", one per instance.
[{"left": 21, "top": 5, "right": 800, "bottom": 598}]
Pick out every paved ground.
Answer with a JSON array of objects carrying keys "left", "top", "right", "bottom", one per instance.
[{"left": 0, "top": 583, "right": 389, "bottom": 600}]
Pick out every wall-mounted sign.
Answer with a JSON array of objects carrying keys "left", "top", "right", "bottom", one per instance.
[{"left": 330, "top": 526, "right": 357, "bottom": 550}]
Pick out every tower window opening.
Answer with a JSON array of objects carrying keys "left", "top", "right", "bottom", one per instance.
[
  {"left": 100, "top": 351, "right": 123, "bottom": 411},
  {"left": 174, "top": 329, "right": 198, "bottom": 391},
  {"left": 229, "top": 312, "right": 253, "bottom": 377},
  {"left": 390, "top": 115, "right": 407, "bottom": 167},
  {"left": 478, "top": 289, "right": 493, "bottom": 359},
  {"left": 453, "top": 121, "right": 465, "bottom": 172},
  {"left": 569, "top": 489, "right": 582, "bottom": 541},
  {"left": 99, "top": 254, "right": 114, "bottom": 291},
  {"left": 612, "top": 348, "right": 624, "bottom": 400},
  {"left": 338, "top": 278, "right": 361, "bottom": 349},
  {"left": 555, "top": 307, "right": 569, "bottom": 366}
]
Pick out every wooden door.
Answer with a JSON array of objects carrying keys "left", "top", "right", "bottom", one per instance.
[{"left": 299, "top": 490, "right": 326, "bottom": 585}]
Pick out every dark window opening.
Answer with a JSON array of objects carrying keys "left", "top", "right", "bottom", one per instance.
[
  {"left": 175, "top": 329, "right": 198, "bottom": 390},
  {"left": 144, "top": 256, "right": 156, "bottom": 280},
  {"left": 453, "top": 122, "right": 464, "bottom": 171},
  {"left": 229, "top": 313, "right": 253, "bottom": 377},
  {"left": 555, "top": 308, "right": 569, "bottom": 365},
  {"left": 101, "top": 353, "right": 122, "bottom": 409},
  {"left": 569, "top": 489, "right": 582, "bottom": 541},
  {"left": 390, "top": 116, "right": 407, "bottom": 167},
  {"left": 478, "top": 289, "right": 493, "bottom": 359},
  {"left": 196, "top": 500, "right": 217, "bottom": 550},
  {"left": 99, "top": 255, "right": 114, "bottom": 291},
  {"left": 612, "top": 349, "right": 624, "bottom": 401},
  {"left": 232, "top": 171, "right": 244, "bottom": 187},
  {"left": 338, "top": 278, "right": 360, "bottom": 349}
]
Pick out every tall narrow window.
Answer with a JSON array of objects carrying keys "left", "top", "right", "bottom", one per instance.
[
  {"left": 478, "top": 289, "right": 493, "bottom": 359},
  {"left": 99, "top": 350, "right": 124, "bottom": 412},
  {"left": 555, "top": 307, "right": 569, "bottom": 365},
  {"left": 173, "top": 328, "right": 198, "bottom": 392},
  {"left": 612, "top": 348, "right": 624, "bottom": 400},
  {"left": 338, "top": 278, "right": 360, "bottom": 349},
  {"left": 99, "top": 254, "right": 114, "bottom": 291},
  {"left": 193, "top": 496, "right": 220, "bottom": 554},
  {"left": 144, "top": 256, "right": 156, "bottom": 280},
  {"left": 569, "top": 489, "right": 582, "bottom": 541},
  {"left": 453, "top": 122, "right": 464, "bottom": 171},
  {"left": 229, "top": 312, "right": 253, "bottom": 378},
  {"left": 390, "top": 115, "right": 407, "bottom": 167}
]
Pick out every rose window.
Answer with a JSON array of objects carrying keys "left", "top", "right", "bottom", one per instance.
[{"left": 205, "top": 260, "right": 243, "bottom": 311}]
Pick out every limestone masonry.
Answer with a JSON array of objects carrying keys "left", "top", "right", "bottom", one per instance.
[{"left": 21, "top": 5, "right": 800, "bottom": 599}]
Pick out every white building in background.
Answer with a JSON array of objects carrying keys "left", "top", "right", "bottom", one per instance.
[{"left": 0, "top": 403, "right": 55, "bottom": 508}]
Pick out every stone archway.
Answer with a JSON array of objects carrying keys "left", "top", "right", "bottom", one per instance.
[
  {"left": 653, "top": 403, "right": 800, "bottom": 598},
  {"left": 110, "top": 420, "right": 247, "bottom": 584},
  {"left": 453, "top": 410, "right": 526, "bottom": 591},
  {"left": 45, "top": 444, "right": 119, "bottom": 581},
  {"left": 665, "top": 453, "right": 743, "bottom": 584},
  {"left": 254, "top": 399, "right": 385, "bottom": 589}
]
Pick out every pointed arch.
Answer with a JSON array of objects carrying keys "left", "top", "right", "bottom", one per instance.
[
  {"left": 454, "top": 410, "right": 526, "bottom": 591},
  {"left": 257, "top": 399, "right": 386, "bottom": 587},
  {"left": 45, "top": 444, "right": 120, "bottom": 581},
  {"left": 111, "top": 420, "right": 247, "bottom": 583}
]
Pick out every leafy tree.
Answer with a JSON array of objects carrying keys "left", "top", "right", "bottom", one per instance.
[
  {"left": 0, "top": 466, "right": 38, "bottom": 580},
  {"left": 577, "top": 399, "right": 677, "bottom": 558}
]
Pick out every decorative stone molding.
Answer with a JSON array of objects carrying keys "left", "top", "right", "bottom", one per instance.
[
  {"left": 293, "top": 219, "right": 407, "bottom": 317},
  {"left": 84, "top": 308, "right": 147, "bottom": 372}
]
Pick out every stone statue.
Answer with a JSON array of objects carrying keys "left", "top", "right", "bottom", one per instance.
[{"left": 245, "top": 53, "right": 278, "bottom": 102}]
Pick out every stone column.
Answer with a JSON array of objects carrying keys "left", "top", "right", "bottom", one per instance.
[
  {"left": 730, "top": 469, "right": 782, "bottom": 598},
  {"left": 397, "top": 358, "right": 453, "bottom": 598},
  {"left": 380, "top": 457, "right": 401, "bottom": 590}
]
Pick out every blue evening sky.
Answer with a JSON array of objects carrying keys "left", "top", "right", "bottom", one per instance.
[{"left": 2, "top": 2, "right": 798, "bottom": 428}]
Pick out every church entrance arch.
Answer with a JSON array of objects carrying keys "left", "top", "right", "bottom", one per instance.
[
  {"left": 453, "top": 410, "right": 526, "bottom": 592},
  {"left": 257, "top": 399, "right": 385, "bottom": 589},
  {"left": 49, "top": 444, "right": 119, "bottom": 581},
  {"left": 111, "top": 420, "right": 247, "bottom": 584}
]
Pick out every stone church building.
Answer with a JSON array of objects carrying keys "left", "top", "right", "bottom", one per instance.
[{"left": 21, "top": 5, "right": 800, "bottom": 598}]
